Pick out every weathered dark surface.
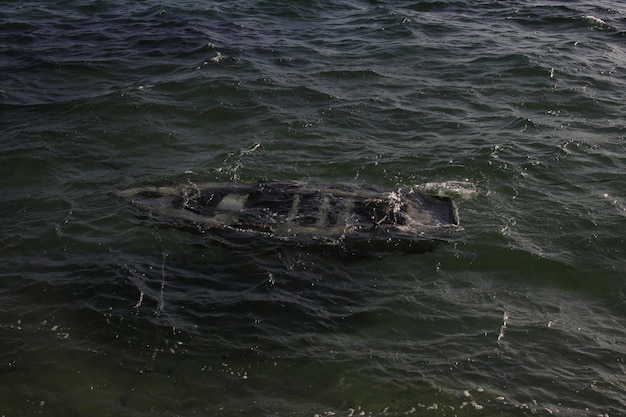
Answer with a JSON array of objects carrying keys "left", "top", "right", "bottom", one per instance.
[{"left": 114, "top": 180, "right": 460, "bottom": 254}]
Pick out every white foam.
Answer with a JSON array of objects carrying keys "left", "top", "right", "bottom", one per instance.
[
  {"left": 498, "top": 310, "right": 510, "bottom": 342},
  {"left": 416, "top": 180, "right": 478, "bottom": 200},
  {"left": 582, "top": 15, "right": 606, "bottom": 26}
]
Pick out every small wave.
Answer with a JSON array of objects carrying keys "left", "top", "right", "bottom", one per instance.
[
  {"left": 582, "top": 15, "right": 605, "bottom": 25},
  {"left": 581, "top": 15, "right": 608, "bottom": 28},
  {"left": 509, "top": 7, "right": 615, "bottom": 33},
  {"left": 316, "top": 69, "right": 382, "bottom": 80},
  {"left": 602, "top": 193, "right": 626, "bottom": 217},
  {"left": 415, "top": 180, "right": 478, "bottom": 200}
]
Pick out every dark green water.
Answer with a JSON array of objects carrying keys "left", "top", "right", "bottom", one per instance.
[{"left": 1, "top": 1, "right": 625, "bottom": 416}]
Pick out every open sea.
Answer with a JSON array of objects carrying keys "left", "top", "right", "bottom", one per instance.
[{"left": 1, "top": 1, "right": 625, "bottom": 416}]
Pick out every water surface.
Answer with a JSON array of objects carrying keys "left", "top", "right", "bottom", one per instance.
[{"left": 1, "top": 1, "right": 625, "bottom": 416}]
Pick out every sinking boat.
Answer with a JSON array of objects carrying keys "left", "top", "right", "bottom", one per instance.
[{"left": 113, "top": 180, "right": 460, "bottom": 255}]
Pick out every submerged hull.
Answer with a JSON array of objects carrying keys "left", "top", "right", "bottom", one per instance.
[{"left": 113, "top": 180, "right": 460, "bottom": 254}]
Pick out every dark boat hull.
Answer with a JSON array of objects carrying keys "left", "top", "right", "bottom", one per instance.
[{"left": 113, "top": 180, "right": 460, "bottom": 255}]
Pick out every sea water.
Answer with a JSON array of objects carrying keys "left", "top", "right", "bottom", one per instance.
[{"left": 1, "top": 1, "right": 625, "bottom": 416}]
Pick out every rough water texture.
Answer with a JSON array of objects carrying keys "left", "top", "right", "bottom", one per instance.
[{"left": 1, "top": 1, "right": 625, "bottom": 416}]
